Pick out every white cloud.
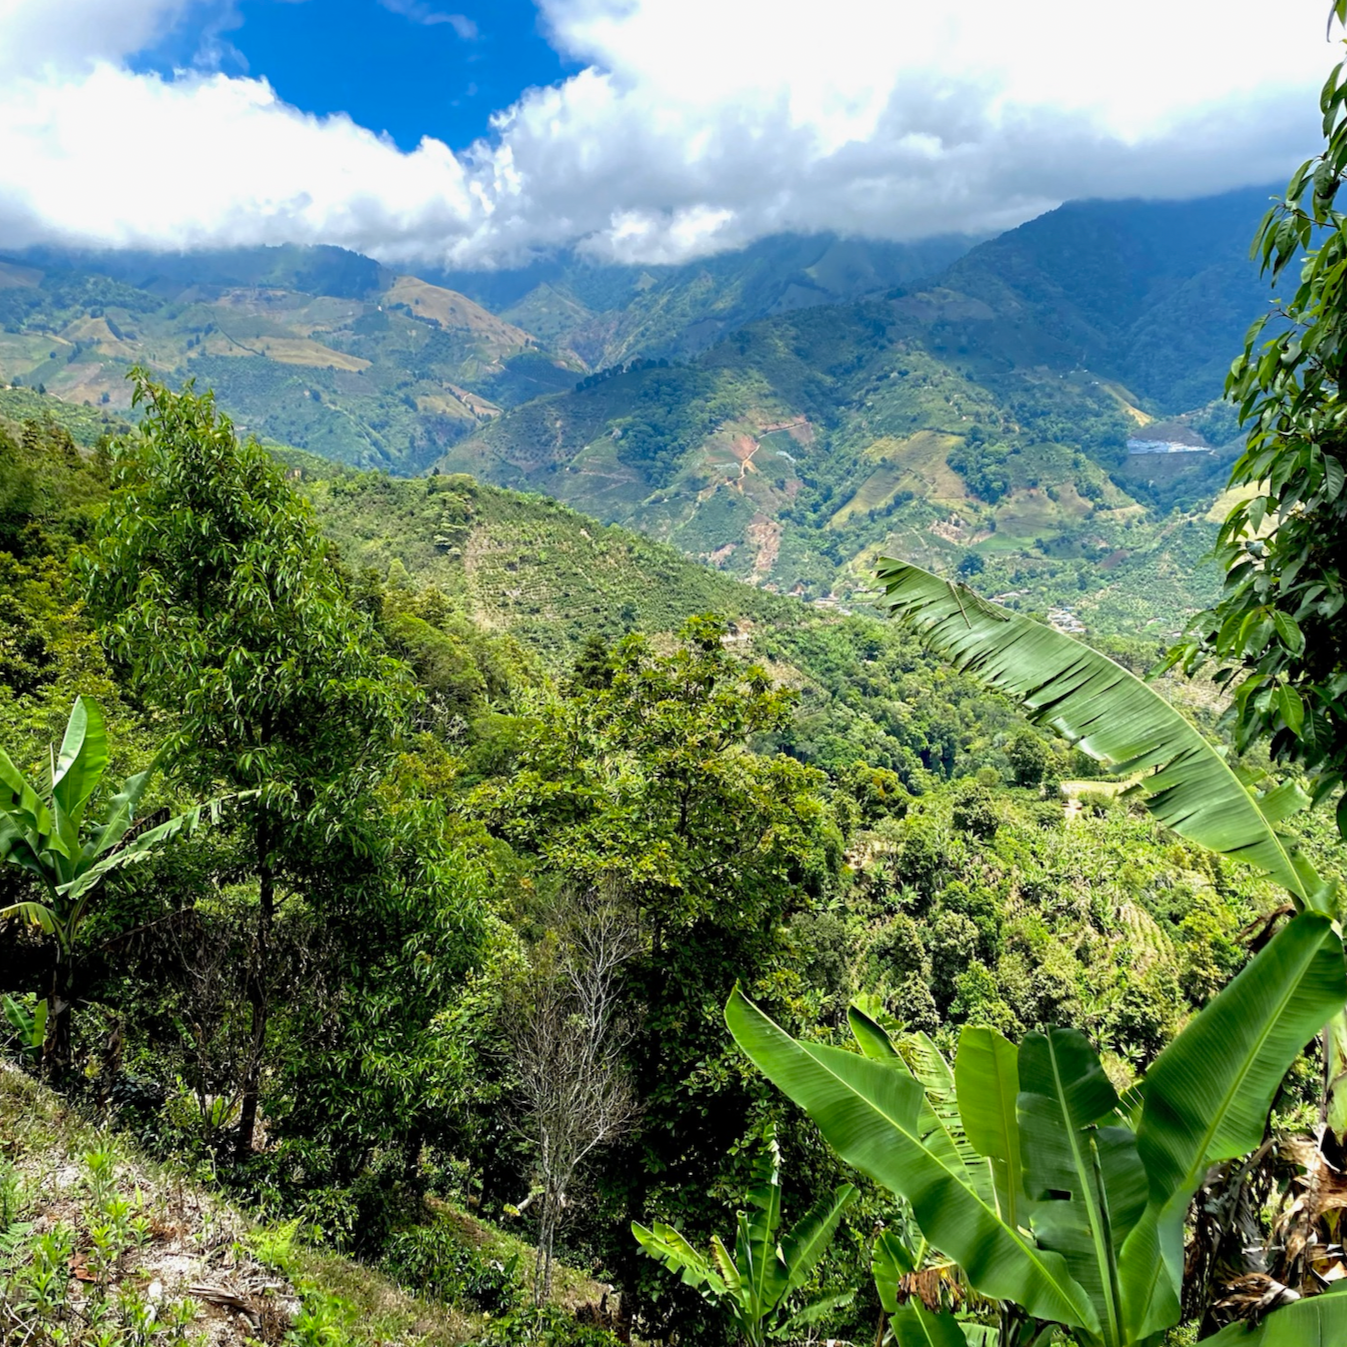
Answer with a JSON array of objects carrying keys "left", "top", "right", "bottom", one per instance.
[
  {"left": 377, "top": 1, "right": 478, "bottom": 38},
  {"left": 0, "top": 0, "right": 1337, "bottom": 266},
  {"left": 0, "top": 0, "right": 202, "bottom": 76}
]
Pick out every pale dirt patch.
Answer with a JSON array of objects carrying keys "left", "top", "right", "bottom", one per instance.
[
  {"left": 383, "top": 277, "right": 533, "bottom": 354},
  {"left": 208, "top": 336, "right": 371, "bottom": 372},
  {"left": 746, "top": 517, "right": 782, "bottom": 582}
]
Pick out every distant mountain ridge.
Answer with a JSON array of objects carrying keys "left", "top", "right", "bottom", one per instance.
[
  {"left": 433, "top": 185, "right": 1280, "bottom": 631},
  {"left": 430, "top": 231, "right": 981, "bottom": 368},
  {"left": 0, "top": 187, "right": 1282, "bottom": 633},
  {"left": 0, "top": 231, "right": 979, "bottom": 473}
]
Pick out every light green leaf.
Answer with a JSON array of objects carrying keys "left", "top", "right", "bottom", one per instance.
[
  {"left": 632, "top": 1221, "right": 727, "bottom": 1296},
  {"left": 51, "top": 696, "right": 109, "bottom": 832},
  {"left": 780, "top": 1184, "right": 857, "bottom": 1298},
  {"left": 726, "top": 988, "right": 1099, "bottom": 1332},
  {"left": 872, "top": 1228, "right": 917, "bottom": 1315},
  {"left": 779, "top": 1289, "right": 855, "bottom": 1334},
  {"left": 1019, "top": 1029, "right": 1146, "bottom": 1347},
  {"left": 889, "top": 1301, "right": 967, "bottom": 1347},
  {"left": 1119, "top": 911, "right": 1347, "bottom": 1340},
  {"left": 0, "top": 900, "right": 62, "bottom": 942},
  {"left": 956, "top": 1026, "right": 1024, "bottom": 1229}
]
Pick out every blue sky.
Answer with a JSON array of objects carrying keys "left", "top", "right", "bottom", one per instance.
[
  {"left": 133, "top": 0, "right": 574, "bottom": 152},
  {"left": 0, "top": 0, "right": 1338, "bottom": 267}
]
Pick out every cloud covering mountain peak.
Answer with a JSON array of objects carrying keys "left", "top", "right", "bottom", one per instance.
[{"left": 0, "top": 0, "right": 1333, "bottom": 267}]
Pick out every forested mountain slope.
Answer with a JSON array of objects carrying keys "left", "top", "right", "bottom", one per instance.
[
  {"left": 432, "top": 230, "right": 979, "bottom": 369},
  {"left": 425, "top": 186, "right": 1276, "bottom": 633},
  {"left": 0, "top": 243, "right": 579, "bottom": 472},
  {"left": 3, "top": 377, "right": 1343, "bottom": 1347},
  {"left": 0, "top": 186, "right": 1280, "bottom": 639},
  {"left": 0, "top": 233, "right": 971, "bottom": 477}
]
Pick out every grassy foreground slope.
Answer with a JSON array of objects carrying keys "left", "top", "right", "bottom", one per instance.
[{"left": 0, "top": 1063, "right": 611, "bottom": 1347}]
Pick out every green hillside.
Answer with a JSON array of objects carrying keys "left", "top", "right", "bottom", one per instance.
[
  {"left": 434, "top": 231, "right": 979, "bottom": 368},
  {"left": 437, "top": 301, "right": 1233, "bottom": 635},
  {"left": 0, "top": 246, "right": 579, "bottom": 473},
  {"left": 0, "top": 190, "right": 1278, "bottom": 637},
  {"left": 3, "top": 371, "right": 1341, "bottom": 1347}
]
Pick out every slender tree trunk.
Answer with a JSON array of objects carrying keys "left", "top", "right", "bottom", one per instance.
[
  {"left": 43, "top": 945, "right": 73, "bottom": 1081},
  {"left": 236, "top": 810, "right": 273, "bottom": 1161},
  {"left": 536, "top": 1182, "right": 559, "bottom": 1305}
]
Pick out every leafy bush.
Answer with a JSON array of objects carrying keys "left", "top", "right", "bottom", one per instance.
[
  {"left": 380, "top": 1221, "right": 522, "bottom": 1313},
  {"left": 471, "top": 1302, "right": 621, "bottom": 1346}
]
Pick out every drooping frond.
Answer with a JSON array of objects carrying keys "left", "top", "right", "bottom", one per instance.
[{"left": 877, "top": 559, "right": 1325, "bottom": 908}]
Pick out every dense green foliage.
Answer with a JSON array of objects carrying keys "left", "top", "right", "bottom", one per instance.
[
  {"left": 729, "top": 910, "right": 1347, "bottom": 1345},
  {"left": 1, "top": 372, "right": 1344, "bottom": 1346},
  {"left": 1175, "top": 14, "right": 1347, "bottom": 846}
]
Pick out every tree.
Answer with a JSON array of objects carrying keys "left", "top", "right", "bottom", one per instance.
[
  {"left": 509, "top": 889, "right": 640, "bottom": 1303},
  {"left": 1004, "top": 729, "right": 1050, "bottom": 789},
  {"left": 474, "top": 617, "right": 843, "bottom": 1338},
  {"left": 729, "top": 909, "right": 1347, "bottom": 1346},
  {"left": 81, "top": 373, "right": 413, "bottom": 1157},
  {"left": 633, "top": 1124, "right": 856, "bottom": 1346},
  {"left": 1170, "top": 8, "right": 1347, "bottom": 833},
  {"left": 1, "top": 696, "right": 224, "bottom": 1073}
]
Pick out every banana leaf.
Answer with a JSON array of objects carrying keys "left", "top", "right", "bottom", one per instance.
[
  {"left": 872, "top": 1228, "right": 918, "bottom": 1314},
  {"left": 631, "top": 1220, "right": 728, "bottom": 1295},
  {"left": 1200, "top": 1283, "right": 1347, "bottom": 1344},
  {"left": 956, "top": 1026, "right": 1024, "bottom": 1229},
  {"left": 726, "top": 988, "right": 1099, "bottom": 1332},
  {"left": 779, "top": 1183, "right": 857, "bottom": 1299},
  {"left": 876, "top": 560, "right": 1326, "bottom": 908},
  {"left": 1018, "top": 1029, "right": 1147, "bottom": 1347},
  {"left": 889, "top": 1301, "right": 967, "bottom": 1347},
  {"left": 1118, "top": 911, "right": 1347, "bottom": 1340}
]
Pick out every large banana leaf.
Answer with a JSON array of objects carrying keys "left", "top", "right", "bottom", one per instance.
[
  {"left": 1118, "top": 911, "right": 1347, "bottom": 1340},
  {"left": 51, "top": 695, "right": 108, "bottom": 840},
  {"left": 1018, "top": 1029, "right": 1147, "bottom": 1347},
  {"left": 726, "top": 988, "right": 1099, "bottom": 1332},
  {"left": 89, "top": 754, "right": 162, "bottom": 859},
  {"left": 0, "top": 749, "right": 50, "bottom": 846},
  {"left": 1138, "top": 911, "right": 1347, "bottom": 1199},
  {"left": 889, "top": 1301, "right": 967, "bottom": 1347},
  {"left": 876, "top": 559, "right": 1324, "bottom": 908},
  {"left": 58, "top": 797, "right": 235, "bottom": 905},
  {"left": 956, "top": 1026, "right": 1024, "bottom": 1229},
  {"left": 1200, "top": 1284, "right": 1347, "bottom": 1344},
  {"left": 734, "top": 1124, "right": 787, "bottom": 1324},
  {"left": 872, "top": 1228, "right": 918, "bottom": 1314},
  {"left": 632, "top": 1220, "right": 728, "bottom": 1294}
]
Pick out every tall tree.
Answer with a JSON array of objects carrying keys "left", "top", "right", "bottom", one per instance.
[
  {"left": 81, "top": 373, "right": 413, "bottom": 1157},
  {"left": 474, "top": 618, "right": 844, "bottom": 1339},
  {"left": 1172, "top": 7, "right": 1347, "bottom": 831}
]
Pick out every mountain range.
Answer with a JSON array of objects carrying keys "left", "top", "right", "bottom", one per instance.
[{"left": 0, "top": 184, "right": 1280, "bottom": 635}]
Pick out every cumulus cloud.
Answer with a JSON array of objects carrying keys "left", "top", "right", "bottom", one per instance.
[{"left": 0, "top": 0, "right": 1337, "bottom": 266}]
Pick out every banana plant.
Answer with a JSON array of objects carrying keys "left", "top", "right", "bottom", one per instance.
[
  {"left": 0, "top": 696, "right": 232, "bottom": 1071},
  {"left": 874, "top": 558, "right": 1347, "bottom": 1140},
  {"left": 633, "top": 1123, "right": 858, "bottom": 1345},
  {"left": 728, "top": 909, "right": 1347, "bottom": 1346},
  {"left": 0, "top": 992, "right": 45, "bottom": 1061}
]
